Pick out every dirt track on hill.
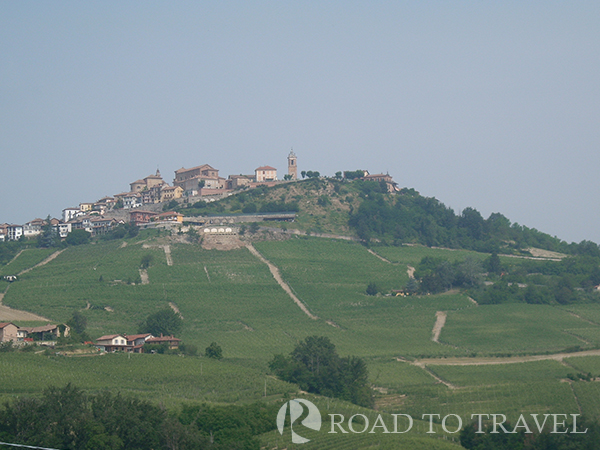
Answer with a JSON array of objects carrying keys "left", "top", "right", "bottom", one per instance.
[
  {"left": 246, "top": 243, "right": 319, "bottom": 321},
  {"left": 431, "top": 311, "right": 446, "bottom": 343},
  {"left": 18, "top": 249, "right": 66, "bottom": 275},
  {"left": 412, "top": 349, "right": 600, "bottom": 367}
]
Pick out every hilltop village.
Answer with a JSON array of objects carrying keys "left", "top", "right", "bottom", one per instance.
[{"left": 0, "top": 151, "right": 398, "bottom": 241}]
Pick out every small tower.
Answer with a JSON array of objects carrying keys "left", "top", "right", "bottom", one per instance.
[{"left": 287, "top": 149, "right": 297, "bottom": 180}]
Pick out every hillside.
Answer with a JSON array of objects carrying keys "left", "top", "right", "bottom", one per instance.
[
  {"left": 2, "top": 183, "right": 600, "bottom": 448},
  {"left": 175, "top": 178, "right": 598, "bottom": 257}
]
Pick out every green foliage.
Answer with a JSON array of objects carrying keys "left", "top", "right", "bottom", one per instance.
[
  {"left": 205, "top": 341, "right": 223, "bottom": 359},
  {"left": 348, "top": 188, "right": 590, "bottom": 254},
  {"left": 366, "top": 281, "right": 378, "bottom": 296},
  {"left": 343, "top": 169, "right": 365, "bottom": 180},
  {"left": 140, "top": 254, "right": 154, "bottom": 269},
  {"left": 65, "top": 229, "right": 91, "bottom": 246},
  {"left": 460, "top": 416, "right": 600, "bottom": 449},
  {"left": 242, "top": 202, "right": 257, "bottom": 213},
  {"left": 269, "top": 336, "right": 374, "bottom": 407},
  {"left": 67, "top": 310, "right": 87, "bottom": 335},
  {"left": 163, "top": 199, "right": 179, "bottom": 211},
  {"left": 0, "top": 384, "right": 213, "bottom": 450},
  {"left": 248, "top": 222, "right": 259, "bottom": 234},
  {"left": 139, "top": 308, "right": 183, "bottom": 337},
  {"left": 37, "top": 216, "right": 61, "bottom": 248}
]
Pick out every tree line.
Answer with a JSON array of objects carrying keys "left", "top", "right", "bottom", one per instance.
[
  {"left": 0, "top": 384, "right": 276, "bottom": 450},
  {"left": 348, "top": 184, "right": 599, "bottom": 256}
]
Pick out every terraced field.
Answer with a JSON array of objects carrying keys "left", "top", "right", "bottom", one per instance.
[{"left": 3, "top": 234, "right": 600, "bottom": 448}]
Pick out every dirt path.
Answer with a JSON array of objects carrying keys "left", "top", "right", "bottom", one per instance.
[
  {"left": 5, "top": 250, "right": 25, "bottom": 266},
  {"left": 431, "top": 311, "right": 447, "bottom": 342},
  {"left": 139, "top": 269, "right": 149, "bottom": 285},
  {"left": 467, "top": 296, "right": 478, "bottom": 306},
  {"left": 169, "top": 302, "right": 183, "bottom": 319},
  {"left": 413, "top": 348, "right": 600, "bottom": 367},
  {"left": 246, "top": 244, "right": 318, "bottom": 320},
  {"left": 204, "top": 266, "right": 211, "bottom": 282},
  {"left": 163, "top": 245, "right": 173, "bottom": 266},
  {"left": 367, "top": 248, "right": 392, "bottom": 264},
  {"left": 18, "top": 249, "right": 66, "bottom": 275}
]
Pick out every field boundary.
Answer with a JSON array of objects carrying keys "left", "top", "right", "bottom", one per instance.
[
  {"left": 245, "top": 243, "right": 319, "bottom": 321},
  {"left": 18, "top": 249, "right": 66, "bottom": 275}
]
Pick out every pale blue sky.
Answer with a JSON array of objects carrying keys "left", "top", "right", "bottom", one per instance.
[{"left": 1, "top": 2, "right": 599, "bottom": 243}]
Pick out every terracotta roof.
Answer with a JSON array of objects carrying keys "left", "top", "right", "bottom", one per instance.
[
  {"left": 96, "top": 334, "right": 123, "bottom": 341},
  {"left": 0, "top": 322, "right": 16, "bottom": 329},
  {"left": 175, "top": 164, "right": 216, "bottom": 174},
  {"left": 147, "top": 335, "right": 181, "bottom": 343},
  {"left": 255, "top": 166, "right": 276, "bottom": 171},
  {"left": 125, "top": 333, "right": 152, "bottom": 341},
  {"left": 131, "top": 179, "right": 145, "bottom": 184}
]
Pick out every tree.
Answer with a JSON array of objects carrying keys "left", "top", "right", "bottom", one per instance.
[
  {"left": 335, "top": 171, "right": 342, "bottom": 179},
  {"left": 65, "top": 229, "right": 91, "bottom": 246},
  {"left": 140, "top": 254, "right": 154, "bottom": 269},
  {"left": 283, "top": 174, "right": 292, "bottom": 180},
  {"left": 139, "top": 309, "right": 183, "bottom": 336},
  {"left": 205, "top": 342, "right": 223, "bottom": 359},
  {"left": 366, "top": 282, "right": 378, "bottom": 296},
  {"left": 37, "top": 216, "right": 59, "bottom": 248},
  {"left": 301, "top": 170, "right": 306, "bottom": 179},
  {"left": 485, "top": 252, "right": 503, "bottom": 275},
  {"left": 67, "top": 311, "right": 87, "bottom": 335},
  {"left": 249, "top": 222, "right": 259, "bottom": 234}
]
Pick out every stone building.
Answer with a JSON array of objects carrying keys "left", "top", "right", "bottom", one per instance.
[{"left": 287, "top": 150, "right": 297, "bottom": 180}]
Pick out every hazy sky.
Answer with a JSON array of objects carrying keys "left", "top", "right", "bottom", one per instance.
[{"left": 2, "top": 2, "right": 599, "bottom": 244}]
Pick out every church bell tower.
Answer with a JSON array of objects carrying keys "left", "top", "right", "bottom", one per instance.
[{"left": 287, "top": 149, "right": 297, "bottom": 180}]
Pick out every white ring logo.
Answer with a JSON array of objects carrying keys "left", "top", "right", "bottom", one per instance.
[{"left": 276, "top": 399, "right": 322, "bottom": 444}]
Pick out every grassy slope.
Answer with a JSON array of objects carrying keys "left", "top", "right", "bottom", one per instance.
[{"left": 2, "top": 233, "right": 600, "bottom": 446}]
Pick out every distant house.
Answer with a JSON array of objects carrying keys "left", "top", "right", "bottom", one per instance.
[
  {"left": 19, "top": 324, "right": 69, "bottom": 341},
  {"left": 147, "top": 335, "right": 181, "bottom": 350},
  {"left": 79, "top": 202, "right": 94, "bottom": 212},
  {"left": 227, "top": 175, "right": 253, "bottom": 189},
  {"left": 130, "top": 170, "right": 165, "bottom": 193},
  {"left": 159, "top": 186, "right": 183, "bottom": 203},
  {"left": 95, "top": 334, "right": 129, "bottom": 352},
  {"left": 63, "top": 207, "right": 83, "bottom": 223},
  {"left": 6, "top": 225, "right": 23, "bottom": 241},
  {"left": 156, "top": 211, "right": 183, "bottom": 223},
  {"left": 255, "top": 166, "right": 277, "bottom": 182},
  {"left": 130, "top": 210, "right": 158, "bottom": 226},
  {"left": 0, "top": 223, "right": 7, "bottom": 242},
  {"left": 173, "top": 164, "right": 225, "bottom": 195},
  {"left": 361, "top": 173, "right": 399, "bottom": 193},
  {"left": 126, "top": 333, "right": 153, "bottom": 353},
  {"left": 123, "top": 193, "right": 142, "bottom": 209},
  {"left": 23, "top": 218, "right": 46, "bottom": 238},
  {"left": 53, "top": 222, "right": 72, "bottom": 238},
  {"left": 0, "top": 323, "right": 19, "bottom": 343}
]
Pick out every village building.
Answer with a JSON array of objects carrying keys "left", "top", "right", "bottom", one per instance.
[
  {"left": 79, "top": 202, "right": 94, "bottom": 212},
  {"left": 226, "top": 175, "right": 253, "bottom": 190},
  {"left": 130, "top": 210, "right": 158, "bottom": 226},
  {"left": 62, "top": 207, "right": 83, "bottom": 223},
  {"left": 287, "top": 150, "right": 297, "bottom": 180},
  {"left": 53, "top": 222, "right": 72, "bottom": 238},
  {"left": 255, "top": 166, "right": 277, "bottom": 182},
  {"left": 0, "top": 323, "right": 19, "bottom": 343},
  {"left": 23, "top": 218, "right": 46, "bottom": 238},
  {"left": 123, "top": 192, "right": 142, "bottom": 209},
  {"left": 173, "top": 164, "right": 226, "bottom": 195},
  {"left": 361, "top": 173, "right": 399, "bottom": 193},
  {"left": 147, "top": 335, "right": 181, "bottom": 350},
  {"left": 130, "top": 170, "right": 166, "bottom": 193},
  {"left": 6, "top": 225, "right": 23, "bottom": 241},
  {"left": 0, "top": 224, "right": 7, "bottom": 242},
  {"left": 160, "top": 185, "right": 184, "bottom": 203},
  {"left": 156, "top": 211, "right": 183, "bottom": 223}
]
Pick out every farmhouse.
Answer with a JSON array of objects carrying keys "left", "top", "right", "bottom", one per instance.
[
  {"left": 0, "top": 323, "right": 19, "bottom": 343},
  {"left": 95, "top": 334, "right": 129, "bottom": 352},
  {"left": 147, "top": 335, "right": 181, "bottom": 350}
]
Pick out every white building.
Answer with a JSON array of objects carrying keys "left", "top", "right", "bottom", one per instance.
[
  {"left": 6, "top": 225, "right": 23, "bottom": 241},
  {"left": 62, "top": 207, "right": 83, "bottom": 223},
  {"left": 255, "top": 166, "right": 277, "bottom": 182}
]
